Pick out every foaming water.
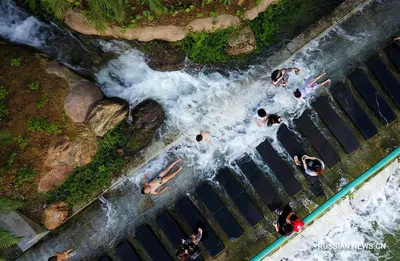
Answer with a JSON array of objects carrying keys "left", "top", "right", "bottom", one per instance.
[
  {"left": 269, "top": 161, "right": 400, "bottom": 261},
  {"left": 98, "top": 196, "right": 118, "bottom": 229},
  {"left": 96, "top": 44, "right": 315, "bottom": 176}
]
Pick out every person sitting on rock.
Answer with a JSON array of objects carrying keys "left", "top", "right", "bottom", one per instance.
[
  {"left": 196, "top": 130, "right": 212, "bottom": 144},
  {"left": 254, "top": 108, "right": 283, "bottom": 127},
  {"left": 141, "top": 158, "right": 183, "bottom": 195},
  {"left": 48, "top": 249, "right": 73, "bottom": 261},
  {"left": 293, "top": 72, "right": 330, "bottom": 99},
  {"left": 294, "top": 154, "right": 325, "bottom": 176},
  {"left": 271, "top": 67, "right": 301, "bottom": 87},
  {"left": 273, "top": 203, "right": 304, "bottom": 236}
]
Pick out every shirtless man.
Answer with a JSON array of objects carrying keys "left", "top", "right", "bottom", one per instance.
[{"left": 141, "top": 158, "right": 183, "bottom": 195}]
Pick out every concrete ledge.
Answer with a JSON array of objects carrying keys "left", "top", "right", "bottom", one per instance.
[{"left": 285, "top": 0, "right": 370, "bottom": 56}]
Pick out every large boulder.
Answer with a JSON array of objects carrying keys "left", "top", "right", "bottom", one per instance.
[
  {"left": 226, "top": 26, "right": 256, "bottom": 56},
  {"left": 38, "top": 165, "right": 74, "bottom": 193},
  {"left": 38, "top": 127, "right": 97, "bottom": 193},
  {"left": 147, "top": 49, "right": 186, "bottom": 72},
  {"left": 87, "top": 98, "right": 129, "bottom": 137},
  {"left": 64, "top": 81, "right": 104, "bottom": 122},
  {"left": 42, "top": 202, "right": 69, "bottom": 230},
  {"left": 123, "top": 99, "right": 165, "bottom": 156}
]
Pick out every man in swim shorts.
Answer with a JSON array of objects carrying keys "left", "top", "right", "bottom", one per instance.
[{"left": 141, "top": 158, "right": 183, "bottom": 195}]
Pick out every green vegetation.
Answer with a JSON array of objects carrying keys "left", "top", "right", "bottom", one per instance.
[
  {"left": 27, "top": 117, "right": 62, "bottom": 134},
  {"left": 6, "top": 152, "right": 17, "bottom": 168},
  {"left": 181, "top": 28, "right": 235, "bottom": 64},
  {"left": 15, "top": 167, "right": 36, "bottom": 186},
  {"left": 15, "top": 136, "right": 28, "bottom": 149},
  {"left": 182, "top": 0, "right": 343, "bottom": 64},
  {"left": 10, "top": 58, "right": 21, "bottom": 67},
  {"left": 0, "top": 103, "right": 8, "bottom": 122},
  {"left": 28, "top": 0, "right": 166, "bottom": 31},
  {"left": 0, "top": 86, "right": 8, "bottom": 122},
  {"left": 0, "top": 86, "right": 7, "bottom": 100},
  {"left": 0, "top": 198, "right": 23, "bottom": 249},
  {"left": 27, "top": 81, "right": 40, "bottom": 91},
  {"left": 36, "top": 94, "right": 49, "bottom": 109},
  {"left": 0, "top": 132, "right": 13, "bottom": 147},
  {"left": 47, "top": 124, "right": 127, "bottom": 204}
]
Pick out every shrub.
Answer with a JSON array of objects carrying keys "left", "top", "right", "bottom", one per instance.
[
  {"left": 15, "top": 167, "right": 35, "bottom": 185},
  {"left": 27, "top": 118, "right": 62, "bottom": 134},
  {"left": 181, "top": 28, "right": 235, "bottom": 64},
  {"left": 0, "top": 86, "right": 7, "bottom": 100},
  {"left": 47, "top": 124, "right": 128, "bottom": 204},
  {"left": 15, "top": 136, "right": 28, "bottom": 149},
  {"left": 10, "top": 58, "right": 21, "bottom": 67},
  {"left": 37, "top": 94, "right": 49, "bottom": 109},
  {"left": 27, "top": 81, "right": 40, "bottom": 91}
]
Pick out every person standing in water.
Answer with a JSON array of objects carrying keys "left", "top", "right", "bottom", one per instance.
[
  {"left": 294, "top": 154, "right": 325, "bottom": 176},
  {"left": 271, "top": 67, "right": 301, "bottom": 87},
  {"left": 48, "top": 249, "right": 73, "bottom": 261},
  {"left": 273, "top": 203, "right": 305, "bottom": 236},
  {"left": 254, "top": 109, "right": 283, "bottom": 127},
  {"left": 196, "top": 130, "right": 212, "bottom": 144},
  {"left": 293, "top": 72, "right": 331, "bottom": 99},
  {"left": 141, "top": 158, "right": 183, "bottom": 195}
]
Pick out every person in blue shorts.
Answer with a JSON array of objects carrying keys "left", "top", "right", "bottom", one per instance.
[{"left": 293, "top": 72, "right": 330, "bottom": 99}]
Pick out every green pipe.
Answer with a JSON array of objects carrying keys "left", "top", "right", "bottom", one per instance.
[{"left": 251, "top": 146, "right": 400, "bottom": 261}]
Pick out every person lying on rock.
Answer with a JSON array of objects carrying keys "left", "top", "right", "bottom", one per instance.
[
  {"left": 48, "top": 248, "right": 73, "bottom": 261},
  {"left": 196, "top": 130, "right": 212, "bottom": 144},
  {"left": 273, "top": 203, "right": 304, "bottom": 236},
  {"left": 254, "top": 108, "right": 283, "bottom": 127},
  {"left": 293, "top": 72, "right": 330, "bottom": 100},
  {"left": 294, "top": 154, "right": 325, "bottom": 176},
  {"left": 141, "top": 158, "right": 183, "bottom": 195},
  {"left": 271, "top": 67, "right": 301, "bottom": 87}
]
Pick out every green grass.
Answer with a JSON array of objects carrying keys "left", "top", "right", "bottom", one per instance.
[
  {"left": 36, "top": 94, "right": 49, "bottom": 109},
  {"left": 10, "top": 58, "right": 21, "bottom": 68},
  {"left": 47, "top": 124, "right": 128, "bottom": 204},
  {"left": 27, "top": 81, "right": 40, "bottom": 91},
  {"left": 15, "top": 167, "right": 35, "bottom": 186},
  {"left": 181, "top": 28, "right": 235, "bottom": 64},
  {"left": 27, "top": 118, "right": 62, "bottom": 134},
  {"left": 15, "top": 136, "right": 28, "bottom": 149}
]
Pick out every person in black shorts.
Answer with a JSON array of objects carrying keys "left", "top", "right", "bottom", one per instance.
[{"left": 273, "top": 204, "right": 305, "bottom": 236}]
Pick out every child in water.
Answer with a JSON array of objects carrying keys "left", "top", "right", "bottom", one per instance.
[
  {"left": 196, "top": 130, "right": 212, "bottom": 144},
  {"left": 254, "top": 109, "right": 283, "bottom": 127},
  {"left": 294, "top": 72, "right": 331, "bottom": 99}
]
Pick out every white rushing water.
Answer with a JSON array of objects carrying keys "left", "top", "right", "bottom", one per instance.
[
  {"left": 269, "top": 160, "right": 400, "bottom": 261},
  {"left": 95, "top": 41, "right": 321, "bottom": 176}
]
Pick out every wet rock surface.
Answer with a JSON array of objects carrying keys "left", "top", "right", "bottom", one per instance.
[
  {"left": 88, "top": 98, "right": 129, "bottom": 137},
  {"left": 146, "top": 49, "right": 187, "bottom": 72},
  {"left": 42, "top": 202, "right": 69, "bottom": 230},
  {"left": 226, "top": 26, "right": 256, "bottom": 56},
  {"left": 64, "top": 81, "right": 104, "bottom": 123},
  {"left": 123, "top": 99, "right": 165, "bottom": 156}
]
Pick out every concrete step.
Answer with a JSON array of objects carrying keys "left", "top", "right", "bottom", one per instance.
[
  {"left": 294, "top": 111, "right": 341, "bottom": 168},
  {"left": 237, "top": 155, "right": 283, "bottom": 212},
  {"left": 331, "top": 83, "right": 378, "bottom": 140},
  {"left": 256, "top": 139, "right": 303, "bottom": 197},
  {"left": 215, "top": 168, "right": 264, "bottom": 226},
  {"left": 312, "top": 96, "right": 360, "bottom": 154},
  {"left": 349, "top": 69, "right": 397, "bottom": 125},
  {"left": 135, "top": 226, "right": 172, "bottom": 261},
  {"left": 115, "top": 241, "right": 141, "bottom": 261}
]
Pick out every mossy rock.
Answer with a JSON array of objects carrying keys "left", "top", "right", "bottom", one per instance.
[{"left": 123, "top": 99, "right": 165, "bottom": 156}]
